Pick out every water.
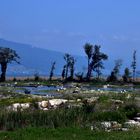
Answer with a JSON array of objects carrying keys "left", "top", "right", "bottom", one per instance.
[{"left": 15, "top": 85, "right": 62, "bottom": 97}]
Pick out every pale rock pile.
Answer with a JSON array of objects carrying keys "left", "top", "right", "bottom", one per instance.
[
  {"left": 86, "top": 97, "right": 99, "bottom": 104},
  {"left": 10, "top": 103, "right": 30, "bottom": 111},
  {"left": 38, "top": 99, "right": 68, "bottom": 110}
]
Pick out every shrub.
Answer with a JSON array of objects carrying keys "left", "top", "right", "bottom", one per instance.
[
  {"left": 121, "top": 103, "right": 139, "bottom": 119},
  {"left": 93, "top": 111, "right": 127, "bottom": 123}
]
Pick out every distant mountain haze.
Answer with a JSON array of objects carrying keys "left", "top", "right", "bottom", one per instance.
[
  {"left": 0, "top": 38, "right": 139, "bottom": 77},
  {"left": 0, "top": 39, "right": 88, "bottom": 76}
]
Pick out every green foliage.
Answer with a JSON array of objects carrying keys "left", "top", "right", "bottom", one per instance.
[
  {"left": 0, "top": 100, "right": 138, "bottom": 131},
  {"left": 121, "top": 103, "right": 139, "bottom": 119},
  {"left": 62, "top": 54, "right": 76, "bottom": 80},
  {"left": 93, "top": 111, "right": 127, "bottom": 123},
  {"left": 122, "top": 67, "right": 131, "bottom": 82},
  {"left": 85, "top": 44, "right": 108, "bottom": 80},
  {"left": 0, "top": 47, "right": 20, "bottom": 82},
  {"left": 107, "top": 59, "right": 122, "bottom": 82},
  {"left": 34, "top": 72, "right": 40, "bottom": 81}
]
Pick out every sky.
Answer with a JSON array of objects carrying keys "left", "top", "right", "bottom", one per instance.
[{"left": 0, "top": 0, "right": 140, "bottom": 60}]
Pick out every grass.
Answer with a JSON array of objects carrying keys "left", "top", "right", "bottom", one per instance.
[
  {"left": 0, "top": 81, "right": 140, "bottom": 139},
  {"left": 0, "top": 102, "right": 139, "bottom": 131},
  {"left": 0, "top": 127, "right": 140, "bottom": 140}
]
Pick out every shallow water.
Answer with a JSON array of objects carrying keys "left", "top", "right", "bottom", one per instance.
[
  {"left": 14, "top": 84, "right": 139, "bottom": 97},
  {"left": 15, "top": 85, "right": 62, "bottom": 97}
]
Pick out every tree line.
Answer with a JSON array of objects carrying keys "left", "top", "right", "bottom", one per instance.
[{"left": 0, "top": 44, "right": 137, "bottom": 82}]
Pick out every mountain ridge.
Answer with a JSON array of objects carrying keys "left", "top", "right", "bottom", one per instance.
[{"left": 0, "top": 38, "right": 88, "bottom": 76}]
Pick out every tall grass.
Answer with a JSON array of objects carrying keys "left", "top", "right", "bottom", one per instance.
[{"left": 0, "top": 102, "right": 139, "bottom": 131}]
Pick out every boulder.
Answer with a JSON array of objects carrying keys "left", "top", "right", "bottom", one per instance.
[
  {"left": 21, "top": 103, "right": 30, "bottom": 110},
  {"left": 37, "top": 102, "right": 42, "bottom": 109},
  {"left": 86, "top": 97, "right": 99, "bottom": 103},
  {"left": 49, "top": 99, "right": 68, "bottom": 107},
  {"left": 77, "top": 99, "right": 82, "bottom": 102},
  {"left": 111, "top": 121, "right": 122, "bottom": 129},
  {"left": 111, "top": 99, "right": 124, "bottom": 104},
  {"left": 43, "top": 108, "right": 48, "bottom": 111},
  {"left": 126, "top": 94, "right": 131, "bottom": 99},
  {"left": 124, "top": 120, "right": 140, "bottom": 128},
  {"left": 12, "top": 103, "right": 21, "bottom": 111},
  {"left": 134, "top": 117, "right": 140, "bottom": 122},
  {"left": 101, "top": 122, "right": 111, "bottom": 129},
  {"left": 103, "top": 85, "right": 108, "bottom": 89},
  {"left": 122, "top": 128, "right": 129, "bottom": 131},
  {"left": 41, "top": 101, "right": 48, "bottom": 108}
]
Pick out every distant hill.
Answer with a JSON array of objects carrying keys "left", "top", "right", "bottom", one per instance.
[
  {"left": 0, "top": 38, "right": 89, "bottom": 77},
  {"left": 1, "top": 38, "right": 131, "bottom": 77}
]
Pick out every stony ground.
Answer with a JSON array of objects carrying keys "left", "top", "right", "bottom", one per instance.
[{"left": 0, "top": 81, "right": 140, "bottom": 138}]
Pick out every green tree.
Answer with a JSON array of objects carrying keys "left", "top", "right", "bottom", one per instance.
[
  {"left": 0, "top": 47, "right": 20, "bottom": 82},
  {"left": 122, "top": 67, "right": 131, "bottom": 82},
  {"left": 107, "top": 59, "right": 122, "bottom": 82},
  {"left": 92, "top": 45, "right": 108, "bottom": 79},
  {"left": 113, "top": 59, "right": 123, "bottom": 78},
  {"left": 107, "top": 71, "right": 117, "bottom": 82},
  {"left": 86, "top": 45, "right": 108, "bottom": 80},
  {"left": 131, "top": 50, "right": 136, "bottom": 82},
  {"left": 62, "top": 54, "right": 76, "bottom": 80},
  {"left": 83, "top": 43, "right": 93, "bottom": 76}
]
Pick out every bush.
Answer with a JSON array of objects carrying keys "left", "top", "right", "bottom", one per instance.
[
  {"left": 34, "top": 73, "right": 40, "bottom": 81},
  {"left": 93, "top": 111, "right": 127, "bottom": 123},
  {"left": 121, "top": 103, "right": 139, "bottom": 119}
]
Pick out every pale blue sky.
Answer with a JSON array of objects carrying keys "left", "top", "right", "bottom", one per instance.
[{"left": 0, "top": 0, "right": 140, "bottom": 58}]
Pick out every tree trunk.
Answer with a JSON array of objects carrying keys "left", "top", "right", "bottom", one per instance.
[
  {"left": 86, "top": 64, "right": 92, "bottom": 81},
  {"left": 65, "top": 65, "right": 68, "bottom": 79},
  {"left": 0, "top": 62, "right": 7, "bottom": 82},
  {"left": 70, "top": 65, "right": 74, "bottom": 80}
]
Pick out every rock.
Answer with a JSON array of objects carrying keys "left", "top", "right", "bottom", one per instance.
[
  {"left": 21, "top": 103, "right": 30, "bottom": 110},
  {"left": 111, "top": 99, "right": 124, "bottom": 104},
  {"left": 101, "top": 122, "right": 111, "bottom": 130},
  {"left": 90, "top": 125, "right": 94, "bottom": 131},
  {"left": 122, "top": 128, "right": 129, "bottom": 131},
  {"left": 49, "top": 99, "right": 68, "bottom": 107},
  {"left": 86, "top": 97, "right": 99, "bottom": 103},
  {"left": 12, "top": 103, "right": 30, "bottom": 111},
  {"left": 12, "top": 103, "right": 21, "bottom": 111},
  {"left": 41, "top": 101, "right": 48, "bottom": 108},
  {"left": 77, "top": 99, "right": 82, "bottom": 102},
  {"left": 14, "top": 82, "right": 18, "bottom": 85},
  {"left": 111, "top": 121, "right": 122, "bottom": 129},
  {"left": 90, "top": 90, "right": 95, "bottom": 93},
  {"left": 103, "top": 85, "right": 108, "bottom": 89},
  {"left": 68, "top": 100, "right": 75, "bottom": 103},
  {"left": 126, "top": 94, "right": 131, "bottom": 99},
  {"left": 43, "top": 108, "right": 48, "bottom": 111},
  {"left": 73, "top": 89, "right": 79, "bottom": 93},
  {"left": 38, "top": 102, "right": 42, "bottom": 109},
  {"left": 136, "top": 113, "right": 140, "bottom": 117},
  {"left": 133, "top": 117, "right": 140, "bottom": 122},
  {"left": 124, "top": 120, "right": 140, "bottom": 128}
]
